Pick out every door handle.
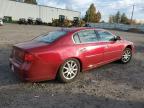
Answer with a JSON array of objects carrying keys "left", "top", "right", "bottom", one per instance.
[{"left": 80, "top": 48, "right": 87, "bottom": 52}]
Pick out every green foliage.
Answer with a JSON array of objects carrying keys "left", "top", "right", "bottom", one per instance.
[
  {"left": 52, "top": 19, "right": 72, "bottom": 27},
  {"left": 84, "top": 3, "right": 101, "bottom": 23},
  {"left": 109, "top": 11, "right": 131, "bottom": 24},
  {"left": 52, "top": 18, "right": 85, "bottom": 27},
  {"left": 96, "top": 11, "right": 101, "bottom": 22},
  {"left": 52, "top": 19, "right": 59, "bottom": 27},
  {"left": 120, "top": 13, "right": 128, "bottom": 24},
  {"left": 115, "top": 11, "right": 121, "bottom": 23},
  {"left": 79, "top": 20, "right": 85, "bottom": 27}
]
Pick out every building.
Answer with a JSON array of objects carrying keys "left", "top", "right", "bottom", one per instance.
[{"left": 0, "top": 0, "right": 80, "bottom": 23}]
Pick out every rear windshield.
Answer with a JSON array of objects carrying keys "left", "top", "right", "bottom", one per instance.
[{"left": 34, "top": 31, "right": 67, "bottom": 43}]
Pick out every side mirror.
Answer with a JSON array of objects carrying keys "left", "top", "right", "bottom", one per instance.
[
  {"left": 116, "top": 36, "right": 121, "bottom": 40},
  {"left": 113, "top": 36, "right": 121, "bottom": 41}
]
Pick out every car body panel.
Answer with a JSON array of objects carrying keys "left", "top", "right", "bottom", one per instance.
[
  {"left": 75, "top": 43, "right": 104, "bottom": 70},
  {"left": 103, "top": 41, "right": 123, "bottom": 62}
]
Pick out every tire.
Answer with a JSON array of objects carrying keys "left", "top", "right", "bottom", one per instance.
[
  {"left": 120, "top": 48, "right": 132, "bottom": 64},
  {"left": 57, "top": 58, "right": 80, "bottom": 83}
]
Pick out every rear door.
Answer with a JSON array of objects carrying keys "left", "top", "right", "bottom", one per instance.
[
  {"left": 97, "top": 31, "right": 123, "bottom": 62},
  {"left": 73, "top": 30, "right": 104, "bottom": 70}
]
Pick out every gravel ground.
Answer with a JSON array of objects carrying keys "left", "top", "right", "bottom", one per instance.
[{"left": 0, "top": 24, "right": 144, "bottom": 108}]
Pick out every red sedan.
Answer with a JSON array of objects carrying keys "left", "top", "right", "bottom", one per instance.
[{"left": 9, "top": 28, "right": 134, "bottom": 83}]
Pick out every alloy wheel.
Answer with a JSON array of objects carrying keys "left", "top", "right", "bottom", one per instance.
[
  {"left": 121, "top": 48, "right": 132, "bottom": 63},
  {"left": 62, "top": 60, "right": 78, "bottom": 80}
]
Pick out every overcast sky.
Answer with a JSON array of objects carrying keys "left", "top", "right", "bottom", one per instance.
[{"left": 37, "top": 0, "right": 144, "bottom": 21}]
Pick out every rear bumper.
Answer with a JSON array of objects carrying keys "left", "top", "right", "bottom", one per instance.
[
  {"left": 9, "top": 58, "right": 29, "bottom": 81},
  {"left": 9, "top": 58, "right": 55, "bottom": 82}
]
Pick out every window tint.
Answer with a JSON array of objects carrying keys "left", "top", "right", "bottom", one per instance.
[
  {"left": 77, "top": 30, "right": 98, "bottom": 43},
  {"left": 34, "top": 31, "right": 67, "bottom": 43},
  {"left": 73, "top": 34, "right": 80, "bottom": 44},
  {"left": 98, "top": 31, "right": 115, "bottom": 42}
]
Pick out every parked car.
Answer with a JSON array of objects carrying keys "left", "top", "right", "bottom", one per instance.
[
  {"left": 18, "top": 18, "right": 27, "bottom": 25},
  {"left": 35, "top": 18, "right": 43, "bottom": 25},
  {"left": 0, "top": 18, "right": 3, "bottom": 26},
  {"left": 27, "top": 17, "right": 34, "bottom": 24},
  {"left": 9, "top": 28, "right": 135, "bottom": 83}
]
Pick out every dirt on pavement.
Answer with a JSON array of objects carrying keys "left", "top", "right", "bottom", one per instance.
[{"left": 0, "top": 24, "right": 144, "bottom": 108}]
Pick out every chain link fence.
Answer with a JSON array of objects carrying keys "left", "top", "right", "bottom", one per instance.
[{"left": 88, "top": 23, "right": 144, "bottom": 32}]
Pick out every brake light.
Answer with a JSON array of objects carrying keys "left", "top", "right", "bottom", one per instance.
[{"left": 24, "top": 53, "right": 34, "bottom": 62}]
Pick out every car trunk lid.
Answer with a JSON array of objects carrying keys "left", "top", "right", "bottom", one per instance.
[
  {"left": 14, "top": 41, "right": 49, "bottom": 50},
  {"left": 11, "top": 41, "right": 49, "bottom": 63}
]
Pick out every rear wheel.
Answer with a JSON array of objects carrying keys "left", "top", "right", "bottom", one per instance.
[
  {"left": 120, "top": 48, "right": 132, "bottom": 64},
  {"left": 58, "top": 58, "right": 80, "bottom": 83}
]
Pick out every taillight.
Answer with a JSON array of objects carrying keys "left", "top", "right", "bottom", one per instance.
[{"left": 24, "top": 53, "right": 34, "bottom": 62}]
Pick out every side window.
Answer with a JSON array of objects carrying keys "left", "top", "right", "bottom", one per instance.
[
  {"left": 98, "top": 31, "right": 115, "bottom": 42},
  {"left": 77, "top": 30, "right": 98, "bottom": 43},
  {"left": 73, "top": 34, "right": 80, "bottom": 44}
]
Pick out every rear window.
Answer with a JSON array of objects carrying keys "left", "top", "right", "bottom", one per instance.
[{"left": 34, "top": 31, "right": 67, "bottom": 43}]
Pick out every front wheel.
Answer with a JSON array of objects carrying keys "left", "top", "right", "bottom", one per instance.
[
  {"left": 57, "top": 58, "right": 80, "bottom": 83},
  {"left": 120, "top": 48, "right": 132, "bottom": 64}
]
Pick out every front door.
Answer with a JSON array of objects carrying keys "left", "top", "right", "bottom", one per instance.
[{"left": 97, "top": 31, "right": 123, "bottom": 62}]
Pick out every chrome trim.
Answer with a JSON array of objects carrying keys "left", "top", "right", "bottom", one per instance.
[
  {"left": 89, "top": 57, "right": 120, "bottom": 69},
  {"left": 86, "top": 53, "right": 103, "bottom": 58},
  {"left": 72, "top": 29, "right": 100, "bottom": 45},
  {"left": 104, "top": 50, "right": 122, "bottom": 54},
  {"left": 71, "top": 29, "right": 117, "bottom": 45}
]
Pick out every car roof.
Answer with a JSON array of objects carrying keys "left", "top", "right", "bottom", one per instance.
[{"left": 59, "top": 27, "right": 105, "bottom": 33}]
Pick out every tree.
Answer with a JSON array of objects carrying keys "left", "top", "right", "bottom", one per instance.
[
  {"left": 84, "top": 3, "right": 101, "bottom": 23},
  {"left": 120, "top": 13, "right": 128, "bottom": 24},
  {"left": 115, "top": 11, "right": 121, "bottom": 23},
  {"left": 96, "top": 11, "right": 101, "bottom": 22},
  {"left": 109, "top": 11, "right": 130, "bottom": 24}
]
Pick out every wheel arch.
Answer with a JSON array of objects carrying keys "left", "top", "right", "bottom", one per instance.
[
  {"left": 55, "top": 57, "right": 83, "bottom": 82},
  {"left": 125, "top": 45, "right": 132, "bottom": 50},
  {"left": 65, "top": 57, "right": 83, "bottom": 72},
  {"left": 57, "top": 57, "right": 83, "bottom": 74},
  {"left": 70, "top": 57, "right": 83, "bottom": 72}
]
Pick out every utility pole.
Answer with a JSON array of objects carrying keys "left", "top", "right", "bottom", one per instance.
[{"left": 131, "top": 5, "right": 135, "bottom": 24}]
